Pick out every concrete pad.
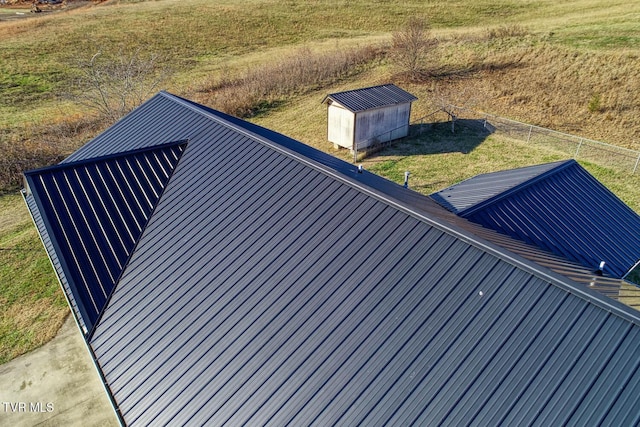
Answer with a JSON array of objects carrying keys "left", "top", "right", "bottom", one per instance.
[{"left": 0, "top": 314, "right": 119, "bottom": 426}]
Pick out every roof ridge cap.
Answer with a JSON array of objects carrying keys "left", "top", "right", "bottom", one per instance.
[
  {"left": 459, "top": 160, "right": 575, "bottom": 216},
  {"left": 134, "top": 95, "right": 640, "bottom": 327}
]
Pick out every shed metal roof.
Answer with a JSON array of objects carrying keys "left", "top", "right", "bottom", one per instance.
[
  {"left": 431, "top": 160, "right": 640, "bottom": 279},
  {"left": 322, "top": 84, "right": 417, "bottom": 113},
  {"left": 24, "top": 92, "right": 640, "bottom": 426}
]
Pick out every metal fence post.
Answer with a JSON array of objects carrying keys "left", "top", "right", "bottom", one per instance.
[
  {"left": 575, "top": 139, "right": 583, "bottom": 158},
  {"left": 440, "top": 105, "right": 640, "bottom": 174}
]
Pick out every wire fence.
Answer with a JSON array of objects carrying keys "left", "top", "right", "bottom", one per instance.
[
  {"left": 353, "top": 105, "right": 640, "bottom": 175},
  {"left": 445, "top": 105, "right": 640, "bottom": 174}
]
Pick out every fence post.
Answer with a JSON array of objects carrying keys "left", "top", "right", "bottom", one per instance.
[
  {"left": 353, "top": 140, "right": 357, "bottom": 163},
  {"left": 437, "top": 105, "right": 640, "bottom": 173},
  {"left": 574, "top": 139, "right": 583, "bottom": 158}
]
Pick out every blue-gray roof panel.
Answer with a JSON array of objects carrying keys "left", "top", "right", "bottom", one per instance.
[
  {"left": 432, "top": 160, "right": 640, "bottom": 278},
  {"left": 23, "top": 191, "right": 90, "bottom": 333},
  {"left": 25, "top": 92, "right": 640, "bottom": 426},
  {"left": 24, "top": 142, "right": 186, "bottom": 331},
  {"left": 430, "top": 161, "right": 564, "bottom": 214}
]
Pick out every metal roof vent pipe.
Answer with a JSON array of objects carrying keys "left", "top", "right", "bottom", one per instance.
[
  {"left": 404, "top": 171, "right": 410, "bottom": 188},
  {"left": 595, "top": 261, "right": 606, "bottom": 276}
]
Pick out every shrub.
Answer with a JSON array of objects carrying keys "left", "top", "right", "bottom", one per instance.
[
  {"left": 486, "top": 24, "right": 529, "bottom": 40},
  {"left": 588, "top": 93, "right": 602, "bottom": 113},
  {"left": 68, "top": 48, "right": 170, "bottom": 123}
]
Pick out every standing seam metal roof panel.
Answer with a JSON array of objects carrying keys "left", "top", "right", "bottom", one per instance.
[
  {"left": 430, "top": 161, "right": 564, "bottom": 214},
  {"left": 91, "top": 96, "right": 640, "bottom": 425},
  {"left": 323, "top": 84, "right": 417, "bottom": 112},
  {"left": 24, "top": 141, "right": 186, "bottom": 331},
  {"left": 24, "top": 92, "right": 640, "bottom": 426},
  {"left": 432, "top": 160, "right": 640, "bottom": 279},
  {"left": 23, "top": 191, "right": 91, "bottom": 333}
]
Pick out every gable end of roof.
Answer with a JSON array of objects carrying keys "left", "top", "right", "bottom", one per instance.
[{"left": 24, "top": 140, "right": 187, "bottom": 332}]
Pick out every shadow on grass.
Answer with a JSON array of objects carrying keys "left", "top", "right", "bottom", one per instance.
[
  {"left": 368, "top": 119, "right": 494, "bottom": 159},
  {"left": 361, "top": 119, "right": 494, "bottom": 192}
]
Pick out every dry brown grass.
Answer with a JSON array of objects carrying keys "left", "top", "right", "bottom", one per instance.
[
  {"left": 197, "top": 45, "right": 385, "bottom": 118},
  {"left": 0, "top": 114, "right": 105, "bottom": 192},
  {"left": 378, "top": 29, "right": 640, "bottom": 153},
  {"left": 619, "top": 282, "right": 640, "bottom": 311},
  {"left": 483, "top": 46, "right": 640, "bottom": 149},
  {"left": 439, "top": 43, "right": 640, "bottom": 150}
]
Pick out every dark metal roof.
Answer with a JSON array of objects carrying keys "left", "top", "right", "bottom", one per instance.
[
  {"left": 323, "top": 84, "right": 417, "bottom": 113},
  {"left": 24, "top": 92, "right": 640, "bottom": 426},
  {"left": 430, "top": 161, "right": 564, "bottom": 214},
  {"left": 438, "top": 207, "right": 630, "bottom": 300},
  {"left": 58, "top": 94, "right": 629, "bottom": 299},
  {"left": 431, "top": 160, "right": 640, "bottom": 279},
  {"left": 24, "top": 141, "right": 186, "bottom": 331}
]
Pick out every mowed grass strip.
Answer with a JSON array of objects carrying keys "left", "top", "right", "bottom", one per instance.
[{"left": 0, "top": 194, "right": 67, "bottom": 364}]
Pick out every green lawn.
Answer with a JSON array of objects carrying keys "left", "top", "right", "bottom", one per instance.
[{"left": 0, "top": 193, "right": 67, "bottom": 365}]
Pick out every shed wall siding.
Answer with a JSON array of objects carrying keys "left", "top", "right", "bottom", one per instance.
[
  {"left": 327, "top": 104, "right": 354, "bottom": 149},
  {"left": 354, "top": 103, "right": 411, "bottom": 149}
]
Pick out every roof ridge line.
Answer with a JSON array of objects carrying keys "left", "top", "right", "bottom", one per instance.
[
  {"left": 26, "top": 139, "right": 188, "bottom": 178},
  {"left": 162, "top": 93, "right": 640, "bottom": 325},
  {"left": 325, "top": 83, "right": 394, "bottom": 97},
  {"left": 459, "top": 159, "right": 575, "bottom": 217}
]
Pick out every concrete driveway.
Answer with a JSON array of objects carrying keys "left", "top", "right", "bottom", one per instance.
[{"left": 0, "top": 314, "right": 119, "bottom": 426}]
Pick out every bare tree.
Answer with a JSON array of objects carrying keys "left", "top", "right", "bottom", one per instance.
[
  {"left": 391, "top": 17, "right": 437, "bottom": 80},
  {"left": 70, "top": 48, "right": 169, "bottom": 123}
]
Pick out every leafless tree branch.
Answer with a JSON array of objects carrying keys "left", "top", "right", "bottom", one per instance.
[
  {"left": 391, "top": 17, "right": 438, "bottom": 81},
  {"left": 69, "top": 48, "right": 169, "bottom": 123}
]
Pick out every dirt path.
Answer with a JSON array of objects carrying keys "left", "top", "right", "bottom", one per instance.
[{"left": 0, "top": 1, "right": 92, "bottom": 23}]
